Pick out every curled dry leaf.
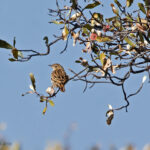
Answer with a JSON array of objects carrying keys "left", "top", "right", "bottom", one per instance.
[
  {"left": 103, "top": 58, "right": 111, "bottom": 70},
  {"left": 46, "top": 87, "right": 55, "bottom": 96},
  {"left": 81, "top": 59, "right": 89, "bottom": 67},
  {"left": 70, "top": 12, "right": 81, "bottom": 20},
  {"left": 29, "top": 73, "right": 36, "bottom": 91},
  {"left": 79, "top": 57, "right": 89, "bottom": 67},
  {"left": 110, "top": 4, "right": 119, "bottom": 15},
  {"left": 62, "top": 25, "right": 69, "bottom": 40},
  {"left": 136, "top": 23, "right": 146, "bottom": 33},
  {"left": 106, "top": 110, "right": 114, "bottom": 125},
  {"left": 40, "top": 96, "right": 47, "bottom": 102},
  {"left": 12, "top": 48, "right": 18, "bottom": 59},
  {"left": 111, "top": 65, "right": 118, "bottom": 74},
  {"left": 106, "top": 104, "right": 114, "bottom": 125},
  {"left": 100, "top": 58, "right": 111, "bottom": 76},
  {"left": 82, "top": 41, "right": 91, "bottom": 53},
  {"left": 71, "top": 31, "right": 80, "bottom": 46}
]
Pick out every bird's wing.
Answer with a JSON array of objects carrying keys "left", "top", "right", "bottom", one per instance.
[{"left": 51, "top": 69, "right": 68, "bottom": 84}]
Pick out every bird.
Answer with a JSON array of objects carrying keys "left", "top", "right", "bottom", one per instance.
[{"left": 49, "top": 63, "right": 69, "bottom": 92}]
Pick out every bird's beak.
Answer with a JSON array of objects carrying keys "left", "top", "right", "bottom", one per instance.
[{"left": 48, "top": 64, "right": 52, "bottom": 67}]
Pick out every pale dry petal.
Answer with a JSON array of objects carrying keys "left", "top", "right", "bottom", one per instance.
[
  {"left": 142, "top": 75, "right": 147, "bottom": 83},
  {"left": 103, "top": 58, "right": 111, "bottom": 70},
  {"left": 108, "top": 104, "right": 113, "bottom": 110},
  {"left": 29, "top": 84, "right": 35, "bottom": 91}
]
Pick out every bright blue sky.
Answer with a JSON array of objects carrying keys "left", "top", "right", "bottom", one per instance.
[{"left": 0, "top": 0, "right": 150, "bottom": 150}]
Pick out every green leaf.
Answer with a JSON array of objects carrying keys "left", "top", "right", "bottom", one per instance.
[
  {"left": 62, "top": 25, "right": 69, "bottom": 40},
  {"left": 12, "top": 48, "right": 18, "bottom": 59},
  {"left": 84, "top": 1, "right": 101, "bottom": 9},
  {"left": 43, "top": 107, "right": 47, "bottom": 115},
  {"left": 8, "top": 58, "right": 17, "bottom": 62},
  {"left": 139, "top": 32, "right": 144, "bottom": 43},
  {"left": 110, "top": 51, "right": 121, "bottom": 56},
  {"left": 114, "top": 0, "right": 122, "bottom": 7},
  {"left": 124, "top": 37, "right": 136, "bottom": 47},
  {"left": 126, "top": 15, "right": 133, "bottom": 21},
  {"left": 100, "top": 53, "right": 106, "bottom": 65},
  {"left": 114, "top": 20, "right": 121, "bottom": 28},
  {"left": 49, "top": 100, "right": 55, "bottom": 107},
  {"left": 129, "top": 33, "right": 136, "bottom": 38},
  {"left": 138, "top": 3, "right": 146, "bottom": 14},
  {"left": 106, "top": 16, "right": 118, "bottom": 23},
  {"left": 51, "top": 20, "right": 64, "bottom": 24},
  {"left": 96, "top": 36, "right": 112, "bottom": 42},
  {"left": 29, "top": 73, "right": 36, "bottom": 91},
  {"left": 82, "top": 27, "right": 89, "bottom": 35},
  {"left": 75, "top": 60, "right": 81, "bottom": 63},
  {"left": 83, "top": 24, "right": 92, "bottom": 31},
  {"left": 126, "top": 0, "right": 134, "bottom": 7},
  {"left": 0, "top": 39, "right": 13, "bottom": 49}
]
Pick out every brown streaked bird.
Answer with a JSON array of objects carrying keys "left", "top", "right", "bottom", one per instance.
[{"left": 49, "top": 63, "right": 69, "bottom": 92}]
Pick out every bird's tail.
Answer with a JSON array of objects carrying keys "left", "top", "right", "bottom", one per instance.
[{"left": 60, "top": 85, "right": 65, "bottom": 92}]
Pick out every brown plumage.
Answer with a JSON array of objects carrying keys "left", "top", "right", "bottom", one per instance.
[{"left": 49, "top": 64, "right": 69, "bottom": 92}]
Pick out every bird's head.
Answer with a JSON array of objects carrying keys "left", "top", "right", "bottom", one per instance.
[{"left": 49, "top": 63, "right": 64, "bottom": 70}]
